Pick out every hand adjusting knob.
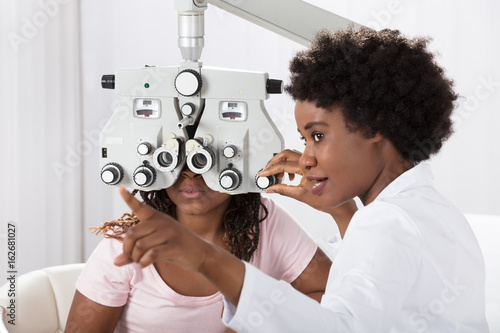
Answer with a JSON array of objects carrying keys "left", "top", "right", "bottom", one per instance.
[
  {"left": 175, "top": 69, "right": 202, "bottom": 97},
  {"left": 255, "top": 171, "right": 278, "bottom": 190}
]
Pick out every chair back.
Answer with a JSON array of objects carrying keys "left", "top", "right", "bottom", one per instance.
[{"left": 0, "top": 263, "right": 84, "bottom": 333}]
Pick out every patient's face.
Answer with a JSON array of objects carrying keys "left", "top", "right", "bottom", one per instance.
[{"left": 166, "top": 167, "right": 231, "bottom": 217}]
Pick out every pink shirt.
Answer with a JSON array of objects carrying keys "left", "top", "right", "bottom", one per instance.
[{"left": 76, "top": 197, "right": 318, "bottom": 333}]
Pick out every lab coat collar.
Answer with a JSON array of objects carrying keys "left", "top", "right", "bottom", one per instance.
[
  {"left": 373, "top": 163, "right": 434, "bottom": 202},
  {"left": 327, "top": 232, "right": 342, "bottom": 256},
  {"left": 328, "top": 164, "right": 433, "bottom": 248}
]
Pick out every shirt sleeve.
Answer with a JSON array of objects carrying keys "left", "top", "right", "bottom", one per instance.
[
  {"left": 75, "top": 236, "right": 132, "bottom": 307},
  {"left": 251, "top": 197, "right": 318, "bottom": 283},
  {"left": 223, "top": 202, "right": 422, "bottom": 333}
]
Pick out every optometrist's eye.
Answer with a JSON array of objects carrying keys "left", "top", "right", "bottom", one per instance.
[
  {"left": 299, "top": 136, "right": 306, "bottom": 145},
  {"left": 312, "top": 132, "right": 324, "bottom": 142}
]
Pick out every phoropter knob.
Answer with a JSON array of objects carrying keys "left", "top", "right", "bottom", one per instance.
[
  {"left": 255, "top": 173, "right": 278, "bottom": 190},
  {"left": 222, "top": 145, "right": 237, "bottom": 159},
  {"left": 137, "top": 142, "right": 153, "bottom": 155},
  {"left": 181, "top": 103, "right": 195, "bottom": 116},
  {"left": 101, "top": 74, "right": 115, "bottom": 89},
  {"left": 219, "top": 168, "right": 242, "bottom": 191},
  {"left": 266, "top": 79, "right": 283, "bottom": 94},
  {"left": 133, "top": 164, "right": 156, "bottom": 187},
  {"left": 175, "top": 69, "right": 202, "bottom": 97},
  {"left": 101, "top": 163, "right": 124, "bottom": 185}
]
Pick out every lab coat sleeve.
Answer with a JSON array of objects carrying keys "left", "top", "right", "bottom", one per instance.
[
  {"left": 222, "top": 262, "right": 352, "bottom": 333},
  {"left": 222, "top": 202, "right": 422, "bottom": 332}
]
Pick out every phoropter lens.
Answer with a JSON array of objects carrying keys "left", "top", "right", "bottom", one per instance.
[
  {"left": 186, "top": 147, "right": 215, "bottom": 174},
  {"left": 158, "top": 151, "right": 174, "bottom": 167},
  {"left": 152, "top": 145, "right": 182, "bottom": 173},
  {"left": 192, "top": 153, "right": 208, "bottom": 169}
]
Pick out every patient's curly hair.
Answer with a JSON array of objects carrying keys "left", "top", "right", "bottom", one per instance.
[
  {"left": 286, "top": 27, "right": 457, "bottom": 163},
  {"left": 91, "top": 190, "right": 267, "bottom": 262}
]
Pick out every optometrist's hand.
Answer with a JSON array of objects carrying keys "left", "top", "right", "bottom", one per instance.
[
  {"left": 258, "top": 149, "right": 357, "bottom": 233},
  {"left": 259, "top": 149, "right": 308, "bottom": 194},
  {"left": 113, "top": 186, "right": 211, "bottom": 271},
  {"left": 258, "top": 149, "right": 328, "bottom": 208},
  {"left": 114, "top": 186, "right": 246, "bottom": 306}
]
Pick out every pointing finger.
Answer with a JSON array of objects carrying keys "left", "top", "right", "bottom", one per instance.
[{"left": 119, "top": 186, "right": 155, "bottom": 221}]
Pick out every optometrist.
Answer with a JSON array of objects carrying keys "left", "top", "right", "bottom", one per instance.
[{"left": 115, "top": 28, "right": 489, "bottom": 332}]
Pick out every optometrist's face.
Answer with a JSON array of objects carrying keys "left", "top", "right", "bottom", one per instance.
[
  {"left": 166, "top": 167, "right": 231, "bottom": 217},
  {"left": 296, "top": 100, "right": 384, "bottom": 208}
]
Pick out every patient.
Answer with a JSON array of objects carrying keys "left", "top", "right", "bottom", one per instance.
[{"left": 66, "top": 166, "right": 351, "bottom": 332}]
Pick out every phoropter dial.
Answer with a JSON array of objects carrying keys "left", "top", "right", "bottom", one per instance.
[
  {"left": 222, "top": 144, "right": 237, "bottom": 159},
  {"left": 219, "top": 168, "right": 242, "bottom": 191},
  {"left": 137, "top": 142, "right": 153, "bottom": 155},
  {"left": 174, "top": 69, "right": 202, "bottom": 97},
  {"left": 101, "top": 163, "right": 124, "bottom": 185},
  {"left": 133, "top": 164, "right": 156, "bottom": 187},
  {"left": 255, "top": 172, "right": 279, "bottom": 190},
  {"left": 181, "top": 103, "right": 195, "bottom": 116}
]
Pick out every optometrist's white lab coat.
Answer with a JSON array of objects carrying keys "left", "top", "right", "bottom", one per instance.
[{"left": 222, "top": 164, "right": 489, "bottom": 332}]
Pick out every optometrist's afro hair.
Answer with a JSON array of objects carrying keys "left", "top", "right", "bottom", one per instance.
[{"left": 285, "top": 27, "right": 457, "bottom": 163}]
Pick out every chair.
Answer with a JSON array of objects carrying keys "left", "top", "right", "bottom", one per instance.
[
  {"left": 466, "top": 214, "right": 500, "bottom": 332},
  {"left": 0, "top": 263, "right": 84, "bottom": 333}
]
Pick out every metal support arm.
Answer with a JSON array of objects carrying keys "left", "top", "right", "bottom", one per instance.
[{"left": 207, "top": 0, "right": 362, "bottom": 46}]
